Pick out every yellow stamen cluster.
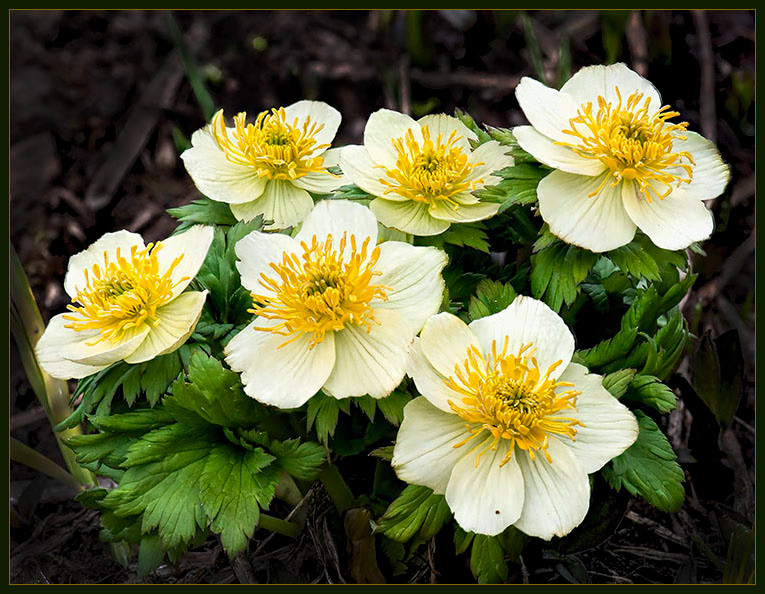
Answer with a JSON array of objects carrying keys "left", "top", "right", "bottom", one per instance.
[
  {"left": 250, "top": 233, "right": 389, "bottom": 348},
  {"left": 210, "top": 108, "right": 331, "bottom": 181},
  {"left": 63, "top": 244, "right": 185, "bottom": 345},
  {"left": 445, "top": 339, "right": 582, "bottom": 467},
  {"left": 557, "top": 88, "right": 695, "bottom": 202},
  {"left": 380, "top": 126, "right": 483, "bottom": 207}
]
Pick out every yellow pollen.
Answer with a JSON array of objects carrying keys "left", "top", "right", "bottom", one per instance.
[
  {"left": 249, "top": 233, "right": 390, "bottom": 348},
  {"left": 210, "top": 108, "right": 336, "bottom": 181},
  {"left": 445, "top": 338, "right": 582, "bottom": 468},
  {"left": 556, "top": 87, "right": 695, "bottom": 202},
  {"left": 63, "top": 243, "right": 186, "bottom": 345},
  {"left": 379, "top": 125, "right": 483, "bottom": 207}
]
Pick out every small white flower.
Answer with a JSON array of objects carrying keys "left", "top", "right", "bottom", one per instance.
[
  {"left": 341, "top": 110, "right": 514, "bottom": 236},
  {"left": 36, "top": 226, "right": 214, "bottom": 379},
  {"left": 393, "top": 296, "right": 638, "bottom": 539},
  {"left": 224, "top": 200, "right": 448, "bottom": 408},
  {"left": 514, "top": 63, "right": 730, "bottom": 252},
  {"left": 182, "top": 101, "right": 344, "bottom": 229}
]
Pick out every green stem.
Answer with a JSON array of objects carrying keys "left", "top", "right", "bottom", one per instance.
[
  {"left": 258, "top": 513, "right": 300, "bottom": 539},
  {"left": 274, "top": 471, "right": 302, "bottom": 507},
  {"left": 10, "top": 437, "right": 83, "bottom": 492},
  {"left": 319, "top": 463, "right": 355, "bottom": 514}
]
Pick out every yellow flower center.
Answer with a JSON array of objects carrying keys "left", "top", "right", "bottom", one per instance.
[
  {"left": 445, "top": 339, "right": 582, "bottom": 467},
  {"left": 379, "top": 126, "right": 483, "bottom": 207},
  {"left": 63, "top": 243, "right": 185, "bottom": 345},
  {"left": 556, "top": 88, "right": 695, "bottom": 202},
  {"left": 210, "top": 108, "right": 331, "bottom": 181},
  {"left": 250, "top": 233, "right": 389, "bottom": 348}
]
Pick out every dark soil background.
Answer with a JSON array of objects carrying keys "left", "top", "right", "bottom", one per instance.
[{"left": 10, "top": 10, "right": 755, "bottom": 584}]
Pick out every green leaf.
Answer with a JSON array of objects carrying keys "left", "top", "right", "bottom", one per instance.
[
  {"left": 468, "top": 279, "right": 516, "bottom": 321},
  {"left": 138, "top": 533, "right": 165, "bottom": 577},
  {"left": 355, "top": 396, "right": 377, "bottom": 422},
  {"left": 532, "top": 224, "right": 558, "bottom": 253},
  {"left": 268, "top": 438, "right": 326, "bottom": 481},
  {"left": 531, "top": 243, "right": 597, "bottom": 311},
  {"left": 623, "top": 375, "right": 677, "bottom": 413},
  {"left": 306, "top": 392, "right": 349, "bottom": 445},
  {"left": 607, "top": 240, "right": 661, "bottom": 281},
  {"left": 484, "top": 125, "right": 538, "bottom": 163},
  {"left": 453, "top": 108, "right": 493, "bottom": 145},
  {"left": 454, "top": 525, "right": 475, "bottom": 555},
  {"left": 331, "top": 184, "right": 374, "bottom": 202},
  {"left": 369, "top": 446, "right": 394, "bottom": 461},
  {"left": 422, "top": 221, "right": 491, "bottom": 253},
  {"left": 470, "top": 534, "right": 508, "bottom": 583},
  {"left": 377, "top": 485, "right": 452, "bottom": 543},
  {"left": 168, "top": 197, "right": 237, "bottom": 231},
  {"left": 375, "top": 390, "right": 411, "bottom": 426},
  {"left": 601, "top": 368, "right": 637, "bottom": 399},
  {"left": 602, "top": 410, "right": 684, "bottom": 512},
  {"left": 691, "top": 329, "right": 743, "bottom": 427}
]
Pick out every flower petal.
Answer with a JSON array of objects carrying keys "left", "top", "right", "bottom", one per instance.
[
  {"left": 675, "top": 131, "right": 731, "bottom": 200},
  {"left": 224, "top": 317, "right": 336, "bottom": 408},
  {"left": 420, "top": 312, "right": 482, "bottom": 379},
  {"left": 428, "top": 200, "right": 500, "bottom": 223},
  {"left": 339, "top": 144, "right": 391, "bottom": 197},
  {"left": 370, "top": 198, "right": 450, "bottom": 236},
  {"left": 181, "top": 128, "right": 267, "bottom": 204},
  {"left": 622, "top": 181, "right": 714, "bottom": 250},
  {"left": 283, "top": 100, "right": 341, "bottom": 155},
  {"left": 291, "top": 169, "right": 345, "bottom": 194},
  {"left": 406, "top": 337, "right": 465, "bottom": 413},
  {"left": 513, "top": 126, "right": 606, "bottom": 176},
  {"left": 364, "top": 109, "right": 422, "bottom": 168},
  {"left": 234, "top": 229, "right": 300, "bottom": 295},
  {"left": 512, "top": 438, "right": 591, "bottom": 540},
  {"left": 392, "top": 397, "right": 473, "bottom": 494},
  {"left": 515, "top": 76, "right": 580, "bottom": 142},
  {"left": 372, "top": 241, "right": 447, "bottom": 333},
  {"left": 537, "top": 170, "right": 637, "bottom": 252},
  {"left": 64, "top": 230, "right": 145, "bottom": 299},
  {"left": 35, "top": 314, "right": 109, "bottom": 379},
  {"left": 294, "top": 199, "right": 379, "bottom": 260},
  {"left": 469, "top": 296, "right": 574, "bottom": 380},
  {"left": 556, "top": 363, "right": 639, "bottom": 473},
  {"left": 230, "top": 180, "right": 314, "bottom": 230},
  {"left": 560, "top": 63, "right": 662, "bottom": 115},
  {"left": 417, "top": 114, "right": 476, "bottom": 154},
  {"left": 464, "top": 140, "right": 515, "bottom": 183},
  {"left": 322, "top": 308, "right": 413, "bottom": 399},
  {"left": 124, "top": 291, "right": 208, "bottom": 364},
  {"left": 60, "top": 323, "right": 151, "bottom": 367},
  {"left": 157, "top": 225, "right": 214, "bottom": 299},
  {"left": 446, "top": 440, "right": 524, "bottom": 536}
]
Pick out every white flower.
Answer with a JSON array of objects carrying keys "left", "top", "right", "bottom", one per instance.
[
  {"left": 36, "top": 226, "right": 214, "bottom": 379},
  {"left": 340, "top": 110, "right": 514, "bottom": 236},
  {"left": 393, "top": 296, "right": 638, "bottom": 539},
  {"left": 181, "top": 101, "right": 344, "bottom": 230},
  {"left": 224, "top": 200, "right": 448, "bottom": 408},
  {"left": 513, "top": 63, "right": 730, "bottom": 252}
]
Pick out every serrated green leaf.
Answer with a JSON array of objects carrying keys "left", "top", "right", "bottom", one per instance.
[
  {"left": 331, "top": 184, "right": 374, "bottom": 202},
  {"left": 691, "top": 330, "right": 743, "bottom": 426},
  {"left": 532, "top": 224, "right": 558, "bottom": 253},
  {"left": 601, "top": 368, "right": 637, "bottom": 399},
  {"left": 375, "top": 390, "right": 411, "bottom": 426},
  {"left": 470, "top": 534, "right": 508, "bottom": 583},
  {"left": 355, "top": 396, "right": 377, "bottom": 422},
  {"left": 531, "top": 243, "right": 597, "bottom": 311},
  {"left": 268, "top": 438, "right": 326, "bottom": 481},
  {"left": 468, "top": 278, "right": 516, "bottom": 321},
  {"left": 307, "top": 393, "right": 343, "bottom": 445},
  {"left": 377, "top": 485, "right": 452, "bottom": 543},
  {"left": 607, "top": 240, "right": 661, "bottom": 281},
  {"left": 168, "top": 197, "right": 237, "bottom": 231},
  {"left": 454, "top": 108, "right": 493, "bottom": 145},
  {"left": 440, "top": 222, "right": 491, "bottom": 253},
  {"left": 454, "top": 525, "right": 475, "bottom": 554},
  {"left": 369, "top": 445, "right": 394, "bottom": 461},
  {"left": 138, "top": 533, "right": 165, "bottom": 576},
  {"left": 623, "top": 375, "right": 677, "bottom": 413},
  {"left": 602, "top": 411, "right": 684, "bottom": 512},
  {"left": 484, "top": 125, "right": 538, "bottom": 163}
]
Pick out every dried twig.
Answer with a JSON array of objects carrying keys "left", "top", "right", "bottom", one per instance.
[
  {"left": 625, "top": 11, "right": 648, "bottom": 76},
  {"left": 692, "top": 10, "right": 717, "bottom": 143}
]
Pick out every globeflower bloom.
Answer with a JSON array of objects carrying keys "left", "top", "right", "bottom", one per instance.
[
  {"left": 36, "top": 226, "right": 214, "bottom": 379},
  {"left": 224, "top": 200, "right": 448, "bottom": 408},
  {"left": 182, "top": 100, "right": 343, "bottom": 229},
  {"left": 340, "top": 110, "right": 514, "bottom": 236},
  {"left": 513, "top": 63, "right": 730, "bottom": 252},
  {"left": 393, "top": 296, "right": 638, "bottom": 539}
]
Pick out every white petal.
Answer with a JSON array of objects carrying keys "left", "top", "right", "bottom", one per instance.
[
  {"left": 294, "top": 199, "right": 378, "bottom": 256},
  {"left": 428, "top": 200, "right": 500, "bottom": 223},
  {"left": 60, "top": 323, "right": 150, "bottom": 367},
  {"left": 224, "top": 318, "right": 336, "bottom": 408},
  {"left": 291, "top": 169, "right": 344, "bottom": 194},
  {"left": 622, "top": 182, "right": 714, "bottom": 250},
  {"left": 234, "top": 230, "right": 299, "bottom": 295},
  {"left": 406, "top": 337, "right": 465, "bottom": 413},
  {"left": 420, "top": 312, "right": 481, "bottom": 379},
  {"left": 35, "top": 314, "right": 109, "bottom": 379},
  {"left": 157, "top": 225, "right": 214, "bottom": 299},
  {"left": 370, "top": 198, "right": 450, "bottom": 236},
  {"left": 556, "top": 363, "right": 639, "bottom": 473},
  {"left": 537, "top": 170, "right": 637, "bottom": 252},
  {"left": 372, "top": 241, "right": 447, "bottom": 333},
  {"left": 675, "top": 131, "right": 731, "bottom": 200},
  {"left": 181, "top": 128, "right": 267, "bottom": 204},
  {"left": 464, "top": 140, "right": 516, "bottom": 183},
  {"left": 515, "top": 77, "right": 580, "bottom": 142},
  {"left": 283, "top": 100, "right": 341, "bottom": 156},
  {"left": 446, "top": 440, "right": 524, "bottom": 536},
  {"left": 339, "top": 144, "right": 391, "bottom": 197},
  {"left": 469, "top": 295, "right": 574, "bottom": 380},
  {"left": 124, "top": 291, "right": 207, "bottom": 364},
  {"left": 230, "top": 180, "right": 314, "bottom": 230},
  {"left": 364, "top": 109, "right": 422, "bottom": 168},
  {"left": 321, "top": 147, "right": 343, "bottom": 168},
  {"left": 392, "top": 397, "right": 472, "bottom": 494},
  {"left": 64, "top": 230, "right": 145, "bottom": 299},
  {"left": 513, "top": 126, "right": 606, "bottom": 176},
  {"left": 512, "top": 438, "right": 591, "bottom": 540},
  {"left": 417, "top": 114, "right": 476, "bottom": 154},
  {"left": 322, "top": 308, "right": 413, "bottom": 399},
  {"left": 561, "top": 63, "right": 662, "bottom": 116}
]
